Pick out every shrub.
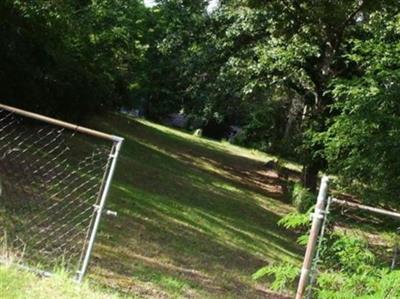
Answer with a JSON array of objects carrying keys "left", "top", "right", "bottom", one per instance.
[
  {"left": 324, "top": 232, "right": 376, "bottom": 273},
  {"left": 317, "top": 269, "right": 400, "bottom": 299},
  {"left": 252, "top": 264, "right": 299, "bottom": 292},
  {"left": 291, "top": 183, "right": 316, "bottom": 213},
  {"left": 255, "top": 210, "right": 400, "bottom": 297}
]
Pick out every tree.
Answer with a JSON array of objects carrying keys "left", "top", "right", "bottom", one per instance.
[
  {"left": 182, "top": 0, "right": 399, "bottom": 193},
  {"left": 244, "top": 0, "right": 395, "bottom": 192},
  {"left": 140, "top": 0, "right": 209, "bottom": 119},
  {"left": 0, "top": 0, "right": 149, "bottom": 119},
  {"left": 2, "top": 0, "right": 400, "bottom": 202},
  {"left": 321, "top": 10, "right": 400, "bottom": 205}
]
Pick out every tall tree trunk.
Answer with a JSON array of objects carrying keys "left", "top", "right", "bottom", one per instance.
[
  {"left": 283, "top": 96, "right": 303, "bottom": 141},
  {"left": 300, "top": 91, "right": 326, "bottom": 193},
  {"left": 302, "top": 161, "right": 320, "bottom": 193}
]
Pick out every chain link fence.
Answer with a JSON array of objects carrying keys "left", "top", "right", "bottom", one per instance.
[
  {"left": 296, "top": 177, "right": 400, "bottom": 298},
  {"left": 0, "top": 104, "right": 123, "bottom": 281}
]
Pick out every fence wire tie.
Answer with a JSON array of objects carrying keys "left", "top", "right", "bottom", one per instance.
[
  {"left": 104, "top": 210, "right": 118, "bottom": 217},
  {"left": 93, "top": 205, "right": 118, "bottom": 217},
  {"left": 310, "top": 208, "right": 328, "bottom": 220}
]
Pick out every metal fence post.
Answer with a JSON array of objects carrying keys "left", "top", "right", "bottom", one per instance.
[
  {"left": 77, "top": 138, "right": 123, "bottom": 283},
  {"left": 391, "top": 227, "right": 400, "bottom": 270},
  {"left": 306, "top": 196, "right": 332, "bottom": 299},
  {"left": 295, "top": 176, "right": 330, "bottom": 299}
]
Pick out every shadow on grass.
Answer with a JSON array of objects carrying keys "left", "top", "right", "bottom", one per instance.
[{"left": 87, "top": 115, "right": 300, "bottom": 299}]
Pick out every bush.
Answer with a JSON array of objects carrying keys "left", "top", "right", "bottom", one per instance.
[
  {"left": 291, "top": 183, "right": 316, "bottom": 213},
  {"left": 324, "top": 232, "right": 376, "bottom": 273},
  {"left": 256, "top": 209, "right": 400, "bottom": 297},
  {"left": 317, "top": 269, "right": 400, "bottom": 298},
  {"left": 252, "top": 264, "right": 298, "bottom": 292}
]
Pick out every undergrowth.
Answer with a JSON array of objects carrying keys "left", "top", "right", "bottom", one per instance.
[{"left": 253, "top": 195, "right": 400, "bottom": 298}]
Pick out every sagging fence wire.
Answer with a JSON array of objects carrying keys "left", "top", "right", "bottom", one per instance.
[{"left": 0, "top": 104, "right": 123, "bottom": 281}]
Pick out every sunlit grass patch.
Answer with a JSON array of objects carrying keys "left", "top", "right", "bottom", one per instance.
[
  {"left": 0, "top": 264, "right": 126, "bottom": 299},
  {"left": 43, "top": 113, "right": 303, "bottom": 298}
]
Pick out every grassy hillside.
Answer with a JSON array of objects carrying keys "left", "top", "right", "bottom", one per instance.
[{"left": 83, "top": 114, "right": 302, "bottom": 298}]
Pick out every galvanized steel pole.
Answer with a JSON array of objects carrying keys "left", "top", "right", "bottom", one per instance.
[
  {"left": 77, "top": 139, "right": 123, "bottom": 283},
  {"left": 295, "top": 176, "right": 330, "bottom": 299},
  {"left": 331, "top": 198, "right": 400, "bottom": 220},
  {"left": 0, "top": 103, "right": 122, "bottom": 143}
]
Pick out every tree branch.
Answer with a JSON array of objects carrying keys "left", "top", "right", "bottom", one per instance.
[{"left": 334, "top": 0, "right": 366, "bottom": 51}]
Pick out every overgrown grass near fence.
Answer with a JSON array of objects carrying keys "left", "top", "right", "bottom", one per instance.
[{"left": 0, "top": 264, "right": 126, "bottom": 299}]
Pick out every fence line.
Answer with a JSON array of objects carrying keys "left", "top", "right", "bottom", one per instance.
[
  {"left": 332, "top": 198, "right": 400, "bottom": 220},
  {"left": 0, "top": 104, "right": 122, "bottom": 143},
  {"left": 296, "top": 176, "right": 400, "bottom": 298},
  {"left": 0, "top": 104, "right": 123, "bottom": 282}
]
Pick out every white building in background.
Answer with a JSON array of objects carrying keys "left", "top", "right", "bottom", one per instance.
[
  {"left": 144, "top": 0, "right": 156, "bottom": 7},
  {"left": 144, "top": 0, "right": 219, "bottom": 12}
]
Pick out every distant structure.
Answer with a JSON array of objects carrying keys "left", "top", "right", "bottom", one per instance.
[
  {"left": 163, "top": 110, "right": 189, "bottom": 128},
  {"left": 193, "top": 128, "right": 203, "bottom": 137},
  {"left": 161, "top": 110, "right": 243, "bottom": 143},
  {"left": 228, "top": 125, "right": 242, "bottom": 142},
  {"left": 120, "top": 107, "right": 142, "bottom": 118}
]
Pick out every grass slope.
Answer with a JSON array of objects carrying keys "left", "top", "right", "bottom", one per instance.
[{"left": 84, "top": 114, "right": 302, "bottom": 299}]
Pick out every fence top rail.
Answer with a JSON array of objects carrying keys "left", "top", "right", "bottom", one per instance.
[
  {"left": 0, "top": 103, "right": 123, "bottom": 143},
  {"left": 332, "top": 198, "right": 400, "bottom": 220}
]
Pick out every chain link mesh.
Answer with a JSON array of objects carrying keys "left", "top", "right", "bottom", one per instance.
[{"left": 0, "top": 107, "right": 115, "bottom": 276}]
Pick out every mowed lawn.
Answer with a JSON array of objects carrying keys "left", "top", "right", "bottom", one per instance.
[{"left": 87, "top": 114, "right": 302, "bottom": 299}]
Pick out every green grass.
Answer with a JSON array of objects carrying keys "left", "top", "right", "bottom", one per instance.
[
  {"left": 82, "top": 114, "right": 302, "bottom": 298},
  {"left": 0, "top": 264, "right": 126, "bottom": 299},
  {"left": 2, "top": 113, "right": 301, "bottom": 298}
]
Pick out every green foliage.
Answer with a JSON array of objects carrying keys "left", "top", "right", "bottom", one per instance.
[
  {"left": 261, "top": 198, "right": 400, "bottom": 297},
  {"left": 3, "top": 0, "right": 400, "bottom": 202},
  {"left": 324, "top": 232, "right": 376, "bottom": 274},
  {"left": 146, "top": 0, "right": 400, "bottom": 196},
  {"left": 0, "top": 0, "right": 149, "bottom": 119},
  {"left": 291, "top": 183, "right": 316, "bottom": 213},
  {"left": 319, "top": 12, "right": 400, "bottom": 205},
  {"left": 278, "top": 209, "right": 310, "bottom": 230},
  {"left": 252, "top": 264, "right": 298, "bottom": 292},
  {"left": 141, "top": 0, "right": 209, "bottom": 119},
  {"left": 278, "top": 208, "right": 311, "bottom": 246},
  {"left": 256, "top": 227, "right": 400, "bottom": 297},
  {"left": 3, "top": 1, "right": 400, "bottom": 297},
  {"left": 3, "top": 0, "right": 400, "bottom": 203},
  {"left": 317, "top": 269, "right": 400, "bottom": 299}
]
